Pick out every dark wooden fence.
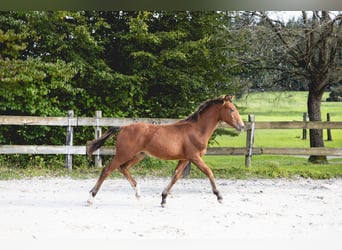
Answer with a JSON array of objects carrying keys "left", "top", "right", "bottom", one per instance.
[{"left": 1, "top": 111, "right": 342, "bottom": 169}]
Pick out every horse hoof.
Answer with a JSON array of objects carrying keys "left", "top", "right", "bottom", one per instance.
[
  {"left": 87, "top": 194, "right": 94, "bottom": 206},
  {"left": 217, "top": 197, "right": 223, "bottom": 204},
  {"left": 135, "top": 185, "right": 141, "bottom": 200},
  {"left": 161, "top": 202, "right": 167, "bottom": 208}
]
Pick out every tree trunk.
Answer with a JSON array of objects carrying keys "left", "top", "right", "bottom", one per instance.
[{"left": 307, "top": 89, "right": 328, "bottom": 164}]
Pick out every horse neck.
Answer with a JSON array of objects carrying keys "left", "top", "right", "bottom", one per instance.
[{"left": 196, "top": 105, "right": 221, "bottom": 139}]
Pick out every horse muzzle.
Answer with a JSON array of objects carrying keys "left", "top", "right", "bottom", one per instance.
[{"left": 235, "top": 122, "right": 245, "bottom": 132}]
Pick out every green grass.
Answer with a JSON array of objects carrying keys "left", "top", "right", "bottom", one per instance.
[
  {"left": 0, "top": 91, "right": 341, "bottom": 180},
  {"left": 235, "top": 91, "right": 342, "bottom": 121},
  {"left": 203, "top": 155, "right": 342, "bottom": 179},
  {"left": 1, "top": 155, "right": 341, "bottom": 180},
  {"left": 202, "top": 91, "right": 342, "bottom": 179},
  {"left": 215, "top": 91, "right": 342, "bottom": 148}
]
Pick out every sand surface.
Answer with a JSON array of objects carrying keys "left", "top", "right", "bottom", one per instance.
[{"left": 1, "top": 177, "right": 341, "bottom": 248}]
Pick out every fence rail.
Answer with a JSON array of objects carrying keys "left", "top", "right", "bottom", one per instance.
[
  {"left": 1, "top": 115, "right": 342, "bottom": 129},
  {"left": 0, "top": 115, "right": 183, "bottom": 127},
  {"left": 1, "top": 146, "right": 341, "bottom": 157},
  {"left": 1, "top": 111, "right": 342, "bottom": 169}
]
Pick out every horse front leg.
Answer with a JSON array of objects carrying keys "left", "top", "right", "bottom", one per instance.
[
  {"left": 191, "top": 156, "right": 223, "bottom": 203},
  {"left": 119, "top": 152, "right": 146, "bottom": 199},
  {"left": 161, "top": 160, "right": 189, "bottom": 207}
]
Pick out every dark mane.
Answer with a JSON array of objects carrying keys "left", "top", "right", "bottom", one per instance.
[{"left": 182, "top": 96, "right": 225, "bottom": 123}]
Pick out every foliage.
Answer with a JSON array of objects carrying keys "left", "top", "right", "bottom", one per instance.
[
  {"left": 106, "top": 11, "right": 240, "bottom": 118},
  {"left": 0, "top": 11, "right": 246, "bottom": 166},
  {"left": 0, "top": 58, "right": 77, "bottom": 115},
  {"left": 0, "top": 11, "right": 243, "bottom": 147},
  {"left": 2, "top": 11, "right": 341, "bottom": 168}
]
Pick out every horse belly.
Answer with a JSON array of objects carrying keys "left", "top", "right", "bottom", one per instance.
[
  {"left": 118, "top": 123, "right": 191, "bottom": 160},
  {"left": 144, "top": 133, "right": 186, "bottom": 160}
]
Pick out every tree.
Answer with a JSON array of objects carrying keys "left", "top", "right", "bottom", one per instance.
[
  {"left": 235, "top": 11, "right": 342, "bottom": 163},
  {"left": 0, "top": 12, "right": 78, "bottom": 145},
  {"left": 1, "top": 11, "right": 244, "bottom": 147},
  {"left": 106, "top": 11, "right": 240, "bottom": 118}
]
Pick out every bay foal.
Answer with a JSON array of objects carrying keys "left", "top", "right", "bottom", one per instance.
[{"left": 86, "top": 95, "right": 245, "bottom": 207}]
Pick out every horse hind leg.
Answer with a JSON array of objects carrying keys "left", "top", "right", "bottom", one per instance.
[
  {"left": 87, "top": 157, "right": 121, "bottom": 205},
  {"left": 119, "top": 152, "right": 146, "bottom": 199}
]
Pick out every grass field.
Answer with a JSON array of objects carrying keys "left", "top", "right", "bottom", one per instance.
[
  {"left": 235, "top": 91, "right": 341, "bottom": 121},
  {"left": 0, "top": 91, "right": 341, "bottom": 180},
  {"left": 214, "top": 91, "right": 342, "bottom": 148},
  {"left": 202, "top": 91, "right": 342, "bottom": 179}
]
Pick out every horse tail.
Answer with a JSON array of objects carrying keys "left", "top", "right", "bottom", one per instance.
[
  {"left": 86, "top": 126, "right": 121, "bottom": 156},
  {"left": 181, "top": 162, "right": 191, "bottom": 178}
]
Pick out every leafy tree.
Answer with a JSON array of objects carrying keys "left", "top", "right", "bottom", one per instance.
[
  {"left": 0, "top": 12, "right": 78, "bottom": 145},
  {"left": 104, "top": 11, "right": 241, "bottom": 118},
  {"left": 0, "top": 11, "right": 244, "bottom": 151}
]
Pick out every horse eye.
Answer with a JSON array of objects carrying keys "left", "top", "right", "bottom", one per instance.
[{"left": 230, "top": 109, "right": 235, "bottom": 112}]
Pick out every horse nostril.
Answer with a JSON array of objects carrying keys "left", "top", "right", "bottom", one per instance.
[{"left": 237, "top": 124, "right": 245, "bottom": 132}]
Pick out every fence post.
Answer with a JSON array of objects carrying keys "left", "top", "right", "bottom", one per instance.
[
  {"left": 327, "top": 113, "right": 332, "bottom": 141},
  {"left": 65, "top": 110, "right": 74, "bottom": 170},
  {"left": 245, "top": 114, "right": 255, "bottom": 167},
  {"left": 95, "top": 110, "right": 102, "bottom": 168},
  {"left": 302, "top": 112, "right": 307, "bottom": 140}
]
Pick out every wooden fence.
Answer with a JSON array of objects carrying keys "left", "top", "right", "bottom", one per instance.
[{"left": 0, "top": 111, "right": 342, "bottom": 169}]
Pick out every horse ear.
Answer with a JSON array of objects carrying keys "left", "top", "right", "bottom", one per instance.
[{"left": 224, "top": 95, "right": 234, "bottom": 102}]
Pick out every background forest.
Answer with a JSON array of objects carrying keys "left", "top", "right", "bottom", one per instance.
[{"left": 1, "top": 11, "right": 341, "bottom": 164}]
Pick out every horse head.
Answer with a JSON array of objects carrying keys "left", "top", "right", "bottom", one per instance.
[{"left": 219, "top": 95, "right": 245, "bottom": 132}]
